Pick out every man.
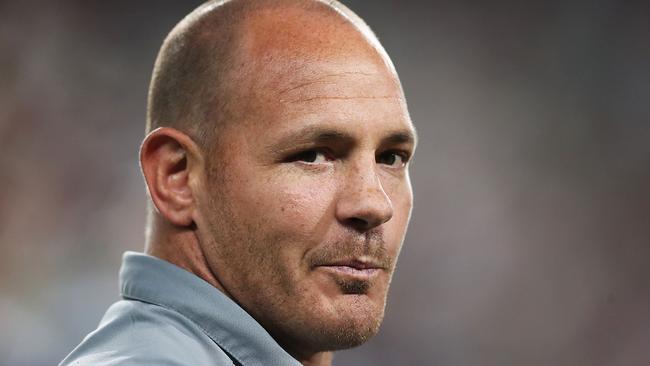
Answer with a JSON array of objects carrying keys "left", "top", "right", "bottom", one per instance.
[{"left": 61, "top": 0, "right": 416, "bottom": 365}]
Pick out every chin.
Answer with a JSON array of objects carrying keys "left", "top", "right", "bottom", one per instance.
[
  {"left": 260, "top": 274, "right": 392, "bottom": 354},
  {"left": 329, "top": 311, "right": 384, "bottom": 350},
  {"left": 309, "top": 293, "right": 387, "bottom": 351}
]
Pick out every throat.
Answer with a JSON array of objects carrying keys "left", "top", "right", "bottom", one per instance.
[{"left": 295, "top": 351, "right": 333, "bottom": 366}]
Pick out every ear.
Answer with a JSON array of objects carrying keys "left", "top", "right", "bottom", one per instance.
[{"left": 139, "top": 127, "right": 203, "bottom": 227}]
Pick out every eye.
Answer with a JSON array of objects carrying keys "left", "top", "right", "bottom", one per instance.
[
  {"left": 377, "top": 151, "right": 409, "bottom": 168},
  {"left": 288, "top": 149, "right": 332, "bottom": 164}
]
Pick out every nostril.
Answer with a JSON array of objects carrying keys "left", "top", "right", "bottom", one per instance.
[{"left": 344, "top": 217, "right": 371, "bottom": 232}]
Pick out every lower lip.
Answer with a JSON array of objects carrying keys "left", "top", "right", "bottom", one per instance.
[{"left": 317, "top": 265, "right": 381, "bottom": 280}]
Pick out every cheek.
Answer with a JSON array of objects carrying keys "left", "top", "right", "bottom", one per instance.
[
  {"left": 239, "top": 169, "right": 338, "bottom": 238},
  {"left": 383, "top": 177, "right": 414, "bottom": 250},
  {"left": 381, "top": 171, "right": 413, "bottom": 212},
  {"left": 274, "top": 176, "right": 337, "bottom": 233}
]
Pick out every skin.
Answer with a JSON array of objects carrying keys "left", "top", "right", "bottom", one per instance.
[{"left": 139, "top": 1, "right": 416, "bottom": 365}]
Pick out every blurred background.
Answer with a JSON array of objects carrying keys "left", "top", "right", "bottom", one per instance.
[{"left": 1, "top": 0, "right": 648, "bottom": 365}]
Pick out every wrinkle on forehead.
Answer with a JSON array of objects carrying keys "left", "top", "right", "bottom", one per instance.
[
  {"left": 276, "top": 65, "right": 401, "bottom": 102},
  {"left": 278, "top": 71, "right": 377, "bottom": 96},
  {"left": 286, "top": 95, "right": 397, "bottom": 103}
]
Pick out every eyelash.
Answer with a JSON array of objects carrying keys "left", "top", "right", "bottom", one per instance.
[
  {"left": 285, "top": 149, "right": 334, "bottom": 164},
  {"left": 285, "top": 148, "right": 411, "bottom": 168},
  {"left": 377, "top": 150, "right": 411, "bottom": 167}
]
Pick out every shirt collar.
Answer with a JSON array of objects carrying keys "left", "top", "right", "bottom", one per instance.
[{"left": 119, "top": 251, "right": 301, "bottom": 366}]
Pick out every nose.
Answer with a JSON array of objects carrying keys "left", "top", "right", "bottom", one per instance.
[{"left": 335, "top": 161, "right": 394, "bottom": 232}]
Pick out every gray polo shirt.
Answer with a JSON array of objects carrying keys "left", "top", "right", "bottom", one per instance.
[{"left": 60, "top": 252, "right": 301, "bottom": 366}]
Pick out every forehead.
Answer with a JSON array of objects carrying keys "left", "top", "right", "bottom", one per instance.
[
  {"left": 241, "top": 58, "right": 411, "bottom": 140},
  {"left": 230, "top": 1, "right": 400, "bottom": 91},
  {"left": 216, "top": 3, "right": 413, "bottom": 142},
  {"left": 236, "top": 2, "right": 375, "bottom": 61}
]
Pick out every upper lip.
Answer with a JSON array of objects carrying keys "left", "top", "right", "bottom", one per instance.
[{"left": 318, "top": 258, "right": 385, "bottom": 270}]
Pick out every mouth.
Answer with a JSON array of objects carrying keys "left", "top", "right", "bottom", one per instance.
[{"left": 315, "top": 259, "right": 384, "bottom": 281}]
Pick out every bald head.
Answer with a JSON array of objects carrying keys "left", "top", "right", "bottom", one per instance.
[{"left": 146, "top": 0, "right": 401, "bottom": 147}]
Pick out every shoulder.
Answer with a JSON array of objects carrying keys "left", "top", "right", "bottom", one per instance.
[{"left": 60, "top": 300, "right": 236, "bottom": 366}]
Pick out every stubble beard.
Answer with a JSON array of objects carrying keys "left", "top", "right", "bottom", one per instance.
[
  {"left": 206, "top": 218, "right": 395, "bottom": 355},
  {"left": 201, "top": 176, "right": 396, "bottom": 354},
  {"left": 263, "top": 276, "right": 392, "bottom": 355},
  {"left": 259, "top": 237, "right": 397, "bottom": 354}
]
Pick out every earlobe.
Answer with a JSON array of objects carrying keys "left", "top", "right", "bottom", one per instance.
[{"left": 140, "top": 127, "right": 201, "bottom": 227}]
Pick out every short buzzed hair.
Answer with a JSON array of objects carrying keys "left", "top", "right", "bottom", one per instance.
[{"left": 146, "top": 1, "right": 240, "bottom": 147}]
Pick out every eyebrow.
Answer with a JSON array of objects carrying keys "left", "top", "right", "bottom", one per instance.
[
  {"left": 268, "top": 127, "right": 354, "bottom": 152},
  {"left": 383, "top": 130, "right": 417, "bottom": 146},
  {"left": 268, "top": 125, "right": 417, "bottom": 153}
]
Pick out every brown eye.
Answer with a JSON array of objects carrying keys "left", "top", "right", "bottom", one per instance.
[
  {"left": 377, "top": 151, "right": 407, "bottom": 167},
  {"left": 289, "top": 150, "right": 330, "bottom": 163}
]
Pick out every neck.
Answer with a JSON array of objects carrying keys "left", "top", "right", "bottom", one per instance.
[
  {"left": 297, "top": 351, "right": 333, "bottom": 366},
  {"left": 145, "top": 219, "right": 230, "bottom": 297},
  {"left": 146, "top": 218, "right": 333, "bottom": 366},
  {"left": 279, "top": 338, "right": 333, "bottom": 366}
]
